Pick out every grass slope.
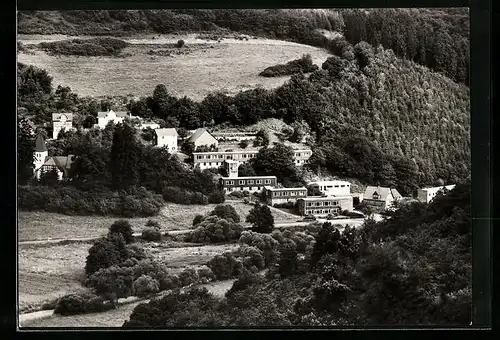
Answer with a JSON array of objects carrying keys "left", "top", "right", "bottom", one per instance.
[{"left": 18, "top": 34, "right": 332, "bottom": 100}]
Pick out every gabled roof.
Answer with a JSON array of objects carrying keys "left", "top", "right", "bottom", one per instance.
[
  {"left": 97, "top": 110, "right": 129, "bottom": 118},
  {"left": 154, "top": 128, "right": 178, "bottom": 137},
  {"left": 52, "top": 113, "right": 73, "bottom": 121},
  {"left": 187, "top": 128, "right": 217, "bottom": 143},
  {"left": 42, "top": 155, "right": 76, "bottom": 171},
  {"left": 35, "top": 134, "right": 47, "bottom": 152},
  {"left": 364, "top": 186, "right": 402, "bottom": 201}
]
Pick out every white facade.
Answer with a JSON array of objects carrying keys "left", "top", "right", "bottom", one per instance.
[
  {"left": 97, "top": 110, "right": 130, "bottom": 129},
  {"left": 308, "top": 180, "right": 351, "bottom": 196},
  {"left": 225, "top": 159, "right": 239, "bottom": 178},
  {"left": 52, "top": 113, "right": 73, "bottom": 139},
  {"left": 417, "top": 185, "right": 456, "bottom": 203},
  {"left": 293, "top": 149, "right": 313, "bottom": 166},
  {"left": 154, "top": 128, "right": 178, "bottom": 153},
  {"left": 34, "top": 150, "right": 48, "bottom": 179}
]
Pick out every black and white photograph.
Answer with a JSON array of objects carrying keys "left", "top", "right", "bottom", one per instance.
[{"left": 17, "top": 8, "right": 475, "bottom": 328}]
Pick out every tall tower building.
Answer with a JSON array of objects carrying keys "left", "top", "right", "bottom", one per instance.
[{"left": 33, "top": 134, "right": 48, "bottom": 179}]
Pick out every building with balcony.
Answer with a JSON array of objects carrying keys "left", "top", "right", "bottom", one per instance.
[
  {"left": 219, "top": 176, "right": 277, "bottom": 194},
  {"left": 297, "top": 196, "right": 354, "bottom": 217},
  {"left": 265, "top": 186, "right": 308, "bottom": 206}
]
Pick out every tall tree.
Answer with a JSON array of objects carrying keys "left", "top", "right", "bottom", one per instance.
[
  {"left": 17, "top": 119, "right": 35, "bottom": 184},
  {"left": 109, "top": 122, "right": 142, "bottom": 190},
  {"left": 246, "top": 202, "right": 274, "bottom": 233}
]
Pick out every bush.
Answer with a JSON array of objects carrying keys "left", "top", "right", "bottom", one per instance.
[
  {"left": 133, "top": 275, "right": 160, "bottom": 297},
  {"left": 86, "top": 265, "right": 135, "bottom": 299},
  {"left": 196, "top": 266, "right": 215, "bottom": 283},
  {"left": 178, "top": 268, "right": 200, "bottom": 287},
  {"left": 259, "top": 54, "right": 319, "bottom": 77},
  {"left": 109, "top": 220, "right": 134, "bottom": 244},
  {"left": 239, "top": 140, "right": 249, "bottom": 148},
  {"left": 162, "top": 186, "right": 208, "bottom": 205},
  {"left": 245, "top": 202, "right": 274, "bottom": 233},
  {"left": 273, "top": 201, "right": 297, "bottom": 209},
  {"left": 85, "top": 296, "right": 115, "bottom": 313},
  {"left": 239, "top": 231, "right": 279, "bottom": 267},
  {"left": 85, "top": 233, "right": 129, "bottom": 276},
  {"left": 237, "top": 245, "right": 266, "bottom": 271},
  {"left": 186, "top": 215, "right": 244, "bottom": 243},
  {"left": 207, "top": 252, "right": 245, "bottom": 280},
  {"left": 176, "top": 39, "right": 185, "bottom": 48},
  {"left": 142, "top": 227, "right": 162, "bottom": 242},
  {"left": 209, "top": 204, "right": 241, "bottom": 222},
  {"left": 229, "top": 191, "right": 244, "bottom": 198},
  {"left": 54, "top": 292, "right": 95, "bottom": 316},
  {"left": 278, "top": 242, "right": 299, "bottom": 277},
  {"left": 225, "top": 272, "right": 264, "bottom": 299},
  {"left": 193, "top": 214, "right": 204, "bottom": 226}
]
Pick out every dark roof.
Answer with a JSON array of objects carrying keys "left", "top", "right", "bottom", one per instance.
[
  {"left": 42, "top": 155, "right": 76, "bottom": 172},
  {"left": 35, "top": 134, "right": 47, "bottom": 152}
]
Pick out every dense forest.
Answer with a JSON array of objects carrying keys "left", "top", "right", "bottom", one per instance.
[
  {"left": 18, "top": 8, "right": 469, "bottom": 84},
  {"left": 122, "top": 181, "right": 471, "bottom": 326}
]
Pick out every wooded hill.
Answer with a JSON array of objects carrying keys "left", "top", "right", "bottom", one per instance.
[{"left": 18, "top": 8, "right": 469, "bottom": 84}]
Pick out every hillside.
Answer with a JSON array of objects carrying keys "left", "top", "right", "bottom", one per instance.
[{"left": 18, "top": 9, "right": 469, "bottom": 84}]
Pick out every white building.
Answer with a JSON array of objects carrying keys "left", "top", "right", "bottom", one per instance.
[
  {"left": 52, "top": 113, "right": 73, "bottom": 139},
  {"left": 33, "top": 134, "right": 48, "bottom": 179},
  {"left": 154, "top": 128, "right": 178, "bottom": 153},
  {"left": 186, "top": 128, "right": 219, "bottom": 149},
  {"left": 308, "top": 180, "right": 352, "bottom": 196},
  {"left": 224, "top": 159, "right": 239, "bottom": 178},
  {"left": 362, "top": 186, "right": 403, "bottom": 212},
  {"left": 140, "top": 122, "right": 160, "bottom": 130},
  {"left": 293, "top": 149, "right": 313, "bottom": 166},
  {"left": 219, "top": 176, "right": 277, "bottom": 194},
  {"left": 417, "top": 185, "right": 456, "bottom": 204},
  {"left": 97, "top": 110, "right": 130, "bottom": 129}
]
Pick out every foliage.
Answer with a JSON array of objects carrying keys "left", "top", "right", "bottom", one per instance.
[
  {"left": 86, "top": 265, "right": 135, "bottom": 299},
  {"left": 53, "top": 292, "right": 101, "bottom": 316},
  {"left": 193, "top": 214, "right": 204, "bottom": 226},
  {"left": 245, "top": 202, "right": 274, "bottom": 233},
  {"left": 85, "top": 233, "right": 129, "bottom": 276},
  {"left": 17, "top": 119, "right": 36, "bottom": 184},
  {"left": 145, "top": 219, "right": 161, "bottom": 229},
  {"left": 238, "top": 140, "right": 249, "bottom": 148},
  {"left": 237, "top": 245, "right": 266, "bottom": 271},
  {"left": 141, "top": 227, "right": 162, "bottom": 242},
  {"left": 209, "top": 204, "right": 241, "bottom": 222},
  {"left": 108, "top": 220, "right": 134, "bottom": 244},
  {"left": 251, "top": 143, "right": 301, "bottom": 185},
  {"left": 133, "top": 275, "right": 160, "bottom": 297},
  {"left": 38, "top": 37, "right": 129, "bottom": 56},
  {"left": 239, "top": 231, "right": 279, "bottom": 266},
  {"left": 176, "top": 39, "right": 185, "bottom": 48},
  {"left": 259, "top": 54, "right": 318, "bottom": 77},
  {"left": 178, "top": 268, "right": 200, "bottom": 287},
  {"left": 207, "top": 252, "right": 245, "bottom": 280},
  {"left": 110, "top": 122, "right": 142, "bottom": 190},
  {"left": 185, "top": 215, "right": 244, "bottom": 243},
  {"left": 253, "top": 129, "right": 270, "bottom": 147}
]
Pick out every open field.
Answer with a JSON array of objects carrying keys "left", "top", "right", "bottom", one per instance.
[
  {"left": 18, "top": 33, "right": 332, "bottom": 100},
  {"left": 18, "top": 201, "right": 296, "bottom": 241},
  {"left": 18, "top": 243, "right": 90, "bottom": 313}
]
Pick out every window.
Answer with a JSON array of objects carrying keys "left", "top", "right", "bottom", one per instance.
[
  {"left": 209, "top": 162, "right": 212, "bottom": 166},
  {"left": 299, "top": 191, "right": 305, "bottom": 196},
  {"left": 306, "top": 203, "right": 312, "bottom": 207},
  {"left": 239, "top": 180, "right": 245, "bottom": 185},
  {"left": 333, "top": 201, "right": 338, "bottom": 205},
  {"left": 196, "top": 155, "right": 202, "bottom": 160},
  {"left": 276, "top": 192, "right": 280, "bottom": 196},
  {"left": 265, "top": 179, "right": 271, "bottom": 184},
  {"left": 256, "top": 180, "right": 262, "bottom": 184},
  {"left": 335, "top": 185, "right": 339, "bottom": 188},
  {"left": 207, "top": 155, "right": 211, "bottom": 159},
  {"left": 203, "top": 163, "right": 206, "bottom": 166},
  {"left": 257, "top": 187, "right": 260, "bottom": 190},
  {"left": 227, "top": 180, "right": 234, "bottom": 185},
  {"left": 324, "top": 201, "right": 330, "bottom": 206},
  {"left": 341, "top": 185, "right": 345, "bottom": 187}
]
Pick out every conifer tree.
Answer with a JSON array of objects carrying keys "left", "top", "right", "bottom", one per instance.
[
  {"left": 17, "top": 119, "right": 35, "bottom": 184},
  {"left": 109, "top": 122, "right": 142, "bottom": 190}
]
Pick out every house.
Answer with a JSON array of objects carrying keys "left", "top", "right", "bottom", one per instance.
[
  {"left": 362, "top": 186, "right": 403, "bottom": 212},
  {"left": 219, "top": 176, "right": 277, "bottom": 194},
  {"left": 187, "top": 128, "right": 218, "bottom": 149},
  {"left": 417, "top": 185, "right": 456, "bottom": 204},
  {"left": 308, "top": 180, "right": 351, "bottom": 196},
  {"left": 52, "top": 113, "right": 73, "bottom": 139},
  {"left": 193, "top": 150, "right": 259, "bottom": 170},
  {"left": 293, "top": 148, "right": 313, "bottom": 166},
  {"left": 297, "top": 196, "right": 354, "bottom": 217},
  {"left": 32, "top": 134, "right": 75, "bottom": 181},
  {"left": 33, "top": 134, "right": 49, "bottom": 179},
  {"left": 224, "top": 159, "right": 239, "bottom": 178},
  {"left": 97, "top": 110, "right": 130, "bottom": 129},
  {"left": 265, "top": 186, "right": 308, "bottom": 206},
  {"left": 154, "top": 128, "right": 178, "bottom": 152}
]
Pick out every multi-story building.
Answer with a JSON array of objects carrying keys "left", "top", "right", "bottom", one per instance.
[
  {"left": 186, "top": 128, "right": 219, "bottom": 149},
  {"left": 297, "top": 196, "right": 354, "bottom": 217},
  {"left": 154, "top": 128, "right": 178, "bottom": 152},
  {"left": 293, "top": 149, "right": 313, "bottom": 166},
  {"left": 219, "top": 176, "right": 277, "bottom": 194},
  {"left": 417, "top": 185, "right": 456, "bottom": 204},
  {"left": 224, "top": 159, "right": 239, "bottom": 178},
  {"left": 52, "top": 113, "right": 73, "bottom": 139},
  {"left": 265, "top": 186, "right": 308, "bottom": 206},
  {"left": 193, "top": 150, "right": 259, "bottom": 170},
  {"left": 362, "top": 186, "right": 403, "bottom": 212},
  {"left": 97, "top": 110, "right": 130, "bottom": 129},
  {"left": 307, "top": 180, "right": 351, "bottom": 196},
  {"left": 212, "top": 131, "right": 257, "bottom": 142}
]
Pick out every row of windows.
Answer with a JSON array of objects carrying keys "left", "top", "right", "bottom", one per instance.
[
  {"left": 294, "top": 152, "right": 312, "bottom": 157},
  {"left": 305, "top": 208, "right": 341, "bottom": 215},
  {"left": 225, "top": 179, "right": 273, "bottom": 185},
  {"left": 227, "top": 187, "right": 261, "bottom": 192},
  {"left": 196, "top": 153, "right": 256, "bottom": 160},
  {"left": 306, "top": 201, "right": 339, "bottom": 207},
  {"left": 316, "top": 184, "right": 349, "bottom": 190},
  {"left": 272, "top": 191, "right": 306, "bottom": 197}
]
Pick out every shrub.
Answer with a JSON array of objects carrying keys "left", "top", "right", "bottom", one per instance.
[
  {"left": 160, "top": 274, "right": 180, "bottom": 290},
  {"left": 85, "top": 296, "right": 115, "bottom": 313},
  {"left": 178, "top": 268, "right": 200, "bottom": 287},
  {"left": 207, "top": 252, "right": 245, "bottom": 280},
  {"left": 54, "top": 292, "right": 95, "bottom": 316},
  {"left": 239, "top": 140, "right": 249, "bottom": 148},
  {"left": 133, "top": 275, "right": 161, "bottom": 297},
  {"left": 109, "top": 220, "right": 134, "bottom": 244},
  {"left": 259, "top": 54, "right": 319, "bottom": 77},
  {"left": 242, "top": 190, "right": 250, "bottom": 197},
  {"left": 142, "top": 227, "right": 162, "bottom": 242},
  {"left": 162, "top": 186, "right": 208, "bottom": 205},
  {"left": 193, "top": 214, "right": 204, "bottom": 226},
  {"left": 176, "top": 39, "right": 185, "bottom": 48},
  {"left": 197, "top": 266, "right": 215, "bottom": 283},
  {"left": 186, "top": 215, "right": 244, "bottom": 243},
  {"left": 86, "top": 265, "right": 135, "bottom": 299},
  {"left": 278, "top": 242, "right": 299, "bottom": 277},
  {"left": 239, "top": 231, "right": 280, "bottom": 266},
  {"left": 225, "top": 272, "right": 264, "bottom": 299},
  {"left": 237, "top": 245, "right": 266, "bottom": 271},
  {"left": 246, "top": 202, "right": 274, "bottom": 233},
  {"left": 209, "top": 204, "right": 241, "bottom": 222},
  {"left": 85, "top": 233, "right": 129, "bottom": 276},
  {"left": 229, "top": 191, "right": 244, "bottom": 198},
  {"left": 145, "top": 220, "right": 161, "bottom": 230}
]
